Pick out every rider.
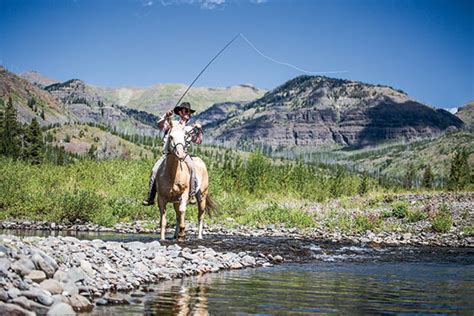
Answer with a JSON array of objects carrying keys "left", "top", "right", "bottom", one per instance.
[{"left": 142, "top": 102, "right": 203, "bottom": 206}]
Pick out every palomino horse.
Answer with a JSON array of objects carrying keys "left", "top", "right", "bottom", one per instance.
[{"left": 156, "top": 124, "right": 214, "bottom": 241}]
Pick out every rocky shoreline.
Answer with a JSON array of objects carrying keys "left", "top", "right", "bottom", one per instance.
[{"left": 0, "top": 234, "right": 272, "bottom": 315}]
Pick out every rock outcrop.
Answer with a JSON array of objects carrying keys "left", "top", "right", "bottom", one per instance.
[
  {"left": 456, "top": 101, "right": 474, "bottom": 126},
  {"left": 0, "top": 66, "right": 72, "bottom": 126},
  {"left": 202, "top": 76, "right": 464, "bottom": 148},
  {"left": 45, "top": 79, "right": 159, "bottom": 136}
]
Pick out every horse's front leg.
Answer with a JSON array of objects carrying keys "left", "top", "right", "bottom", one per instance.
[
  {"left": 175, "top": 197, "right": 188, "bottom": 241},
  {"left": 158, "top": 198, "right": 167, "bottom": 241},
  {"left": 173, "top": 202, "right": 180, "bottom": 239}
]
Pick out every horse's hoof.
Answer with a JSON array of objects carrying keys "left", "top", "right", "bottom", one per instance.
[{"left": 177, "top": 236, "right": 185, "bottom": 242}]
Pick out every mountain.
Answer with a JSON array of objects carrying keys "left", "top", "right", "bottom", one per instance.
[
  {"left": 0, "top": 66, "right": 71, "bottom": 125},
  {"left": 200, "top": 76, "right": 464, "bottom": 148},
  {"left": 48, "top": 124, "right": 153, "bottom": 159},
  {"left": 457, "top": 101, "right": 474, "bottom": 126},
  {"left": 89, "top": 83, "right": 266, "bottom": 115},
  {"left": 44, "top": 79, "right": 159, "bottom": 136},
  {"left": 20, "top": 70, "right": 59, "bottom": 88},
  {"left": 193, "top": 101, "right": 247, "bottom": 128}
]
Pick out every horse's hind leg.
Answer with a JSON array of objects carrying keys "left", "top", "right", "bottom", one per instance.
[
  {"left": 197, "top": 195, "right": 206, "bottom": 239},
  {"left": 158, "top": 198, "right": 167, "bottom": 241}
]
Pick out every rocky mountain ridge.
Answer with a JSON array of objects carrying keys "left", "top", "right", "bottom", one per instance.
[
  {"left": 0, "top": 66, "right": 72, "bottom": 126},
  {"left": 197, "top": 76, "right": 465, "bottom": 148},
  {"left": 456, "top": 101, "right": 474, "bottom": 126}
]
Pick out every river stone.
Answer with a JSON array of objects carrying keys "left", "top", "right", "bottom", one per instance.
[
  {"left": 152, "top": 256, "right": 167, "bottom": 266},
  {"left": 0, "top": 289, "right": 8, "bottom": 302},
  {"left": 80, "top": 260, "right": 95, "bottom": 277},
  {"left": 241, "top": 255, "right": 256, "bottom": 266},
  {"left": 104, "top": 293, "right": 130, "bottom": 305},
  {"left": 68, "top": 294, "right": 92, "bottom": 312},
  {"left": 52, "top": 294, "right": 68, "bottom": 304},
  {"left": 0, "top": 302, "right": 35, "bottom": 316},
  {"left": 95, "top": 298, "right": 108, "bottom": 305},
  {"left": 124, "top": 241, "right": 146, "bottom": 252},
  {"left": 26, "top": 270, "right": 47, "bottom": 283},
  {"left": 53, "top": 270, "right": 69, "bottom": 283},
  {"left": 0, "top": 245, "right": 10, "bottom": 256},
  {"left": 12, "top": 258, "right": 36, "bottom": 276},
  {"left": 134, "top": 262, "right": 149, "bottom": 273},
  {"left": 37, "top": 292, "right": 54, "bottom": 306},
  {"left": 31, "top": 253, "right": 58, "bottom": 278},
  {"left": 230, "top": 261, "right": 243, "bottom": 269},
  {"left": 67, "top": 268, "right": 85, "bottom": 283},
  {"left": 12, "top": 296, "right": 33, "bottom": 311},
  {"left": 8, "top": 287, "right": 21, "bottom": 299},
  {"left": 46, "top": 302, "right": 75, "bottom": 315},
  {"left": 147, "top": 241, "right": 161, "bottom": 250},
  {"left": 40, "top": 279, "right": 63, "bottom": 295},
  {"left": 0, "top": 258, "right": 11, "bottom": 276},
  {"left": 62, "top": 281, "right": 79, "bottom": 296}
]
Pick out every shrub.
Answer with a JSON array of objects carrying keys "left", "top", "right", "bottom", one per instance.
[
  {"left": 59, "top": 189, "right": 103, "bottom": 223},
  {"left": 391, "top": 200, "right": 409, "bottom": 218},
  {"left": 354, "top": 214, "right": 381, "bottom": 233},
  {"left": 407, "top": 209, "right": 428, "bottom": 222},
  {"left": 431, "top": 204, "right": 453, "bottom": 233}
]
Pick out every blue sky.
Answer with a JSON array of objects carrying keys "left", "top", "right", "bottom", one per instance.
[{"left": 1, "top": 0, "right": 473, "bottom": 109}]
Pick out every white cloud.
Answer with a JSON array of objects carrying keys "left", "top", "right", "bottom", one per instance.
[
  {"left": 250, "top": 0, "right": 267, "bottom": 3},
  {"left": 201, "top": 0, "right": 225, "bottom": 9},
  {"left": 142, "top": 0, "right": 154, "bottom": 6},
  {"left": 159, "top": 0, "right": 226, "bottom": 10},
  {"left": 445, "top": 107, "right": 458, "bottom": 114}
]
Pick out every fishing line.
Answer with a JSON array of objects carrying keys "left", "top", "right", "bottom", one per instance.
[
  {"left": 239, "top": 33, "right": 348, "bottom": 75},
  {"left": 175, "top": 33, "right": 348, "bottom": 107}
]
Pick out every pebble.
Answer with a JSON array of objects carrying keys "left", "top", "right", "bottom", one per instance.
[{"left": 26, "top": 270, "right": 47, "bottom": 283}]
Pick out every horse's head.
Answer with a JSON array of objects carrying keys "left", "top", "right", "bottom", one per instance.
[{"left": 168, "top": 125, "right": 188, "bottom": 161}]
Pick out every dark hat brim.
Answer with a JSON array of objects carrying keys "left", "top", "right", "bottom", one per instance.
[{"left": 174, "top": 106, "right": 196, "bottom": 115}]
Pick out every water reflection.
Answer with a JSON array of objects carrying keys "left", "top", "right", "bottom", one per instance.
[
  {"left": 92, "top": 259, "right": 474, "bottom": 315},
  {"left": 146, "top": 276, "right": 209, "bottom": 316}
]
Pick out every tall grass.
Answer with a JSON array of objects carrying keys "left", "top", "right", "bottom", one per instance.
[{"left": 0, "top": 149, "right": 379, "bottom": 228}]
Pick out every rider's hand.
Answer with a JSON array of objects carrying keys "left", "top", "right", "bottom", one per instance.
[
  {"left": 166, "top": 110, "right": 173, "bottom": 118},
  {"left": 193, "top": 123, "right": 202, "bottom": 129}
]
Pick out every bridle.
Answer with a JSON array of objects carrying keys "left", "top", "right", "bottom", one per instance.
[{"left": 168, "top": 129, "right": 194, "bottom": 162}]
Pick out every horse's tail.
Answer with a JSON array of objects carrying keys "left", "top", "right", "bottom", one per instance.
[{"left": 205, "top": 194, "right": 218, "bottom": 217}]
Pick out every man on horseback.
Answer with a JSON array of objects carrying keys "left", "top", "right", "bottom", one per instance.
[{"left": 143, "top": 102, "right": 203, "bottom": 206}]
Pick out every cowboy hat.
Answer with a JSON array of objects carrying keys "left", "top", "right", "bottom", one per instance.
[{"left": 174, "top": 102, "right": 196, "bottom": 115}]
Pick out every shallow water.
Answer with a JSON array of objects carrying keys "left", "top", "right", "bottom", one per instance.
[
  {"left": 2, "top": 229, "right": 473, "bottom": 314},
  {"left": 91, "top": 259, "right": 474, "bottom": 315}
]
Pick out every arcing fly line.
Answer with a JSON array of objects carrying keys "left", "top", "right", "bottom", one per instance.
[
  {"left": 175, "top": 33, "right": 348, "bottom": 107},
  {"left": 239, "top": 33, "right": 348, "bottom": 75}
]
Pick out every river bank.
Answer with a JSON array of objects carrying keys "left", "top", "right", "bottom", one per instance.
[{"left": 0, "top": 233, "right": 273, "bottom": 315}]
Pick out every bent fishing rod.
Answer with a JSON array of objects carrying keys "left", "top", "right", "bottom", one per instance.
[{"left": 174, "top": 33, "right": 241, "bottom": 108}]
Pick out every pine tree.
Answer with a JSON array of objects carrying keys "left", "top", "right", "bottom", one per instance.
[
  {"left": 422, "top": 164, "right": 433, "bottom": 189},
  {"left": 404, "top": 163, "right": 417, "bottom": 189},
  {"left": 358, "top": 171, "right": 370, "bottom": 195},
  {"left": 88, "top": 144, "right": 97, "bottom": 159},
  {"left": 448, "top": 148, "right": 471, "bottom": 191},
  {"left": 24, "top": 118, "right": 44, "bottom": 164},
  {"left": 1, "top": 97, "right": 21, "bottom": 158}
]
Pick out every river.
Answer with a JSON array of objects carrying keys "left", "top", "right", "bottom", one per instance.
[{"left": 2, "top": 229, "right": 473, "bottom": 315}]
